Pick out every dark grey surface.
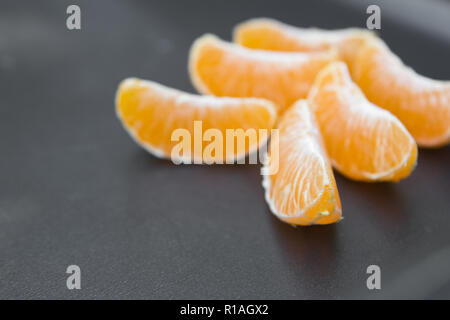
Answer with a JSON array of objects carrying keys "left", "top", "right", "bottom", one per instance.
[{"left": 0, "top": 0, "right": 449, "bottom": 299}]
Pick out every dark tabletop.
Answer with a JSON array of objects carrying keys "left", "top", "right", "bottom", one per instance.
[{"left": 0, "top": 0, "right": 449, "bottom": 299}]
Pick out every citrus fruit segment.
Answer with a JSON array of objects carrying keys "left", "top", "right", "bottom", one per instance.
[
  {"left": 308, "top": 62, "right": 418, "bottom": 182},
  {"left": 233, "top": 18, "right": 373, "bottom": 66},
  {"left": 262, "top": 100, "right": 342, "bottom": 226},
  {"left": 116, "top": 78, "right": 277, "bottom": 163},
  {"left": 351, "top": 38, "right": 450, "bottom": 148},
  {"left": 189, "top": 34, "right": 338, "bottom": 113}
]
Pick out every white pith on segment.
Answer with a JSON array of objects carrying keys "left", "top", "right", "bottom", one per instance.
[
  {"left": 262, "top": 100, "right": 342, "bottom": 226},
  {"left": 308, "top": 62, "right": 417, "bottom": 181}
]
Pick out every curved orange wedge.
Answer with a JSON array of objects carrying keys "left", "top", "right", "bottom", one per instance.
[
  {"left": 116, "top": 78, "right": 277, "bottom": 163},
  {"left": 234, "top": 18, "right": 373, "bottom": 66},
  {"left": 189, "top": 34, "right": 338, "bottom": 113},
  {"left": 308, "top": 62, "right": 418, "bottom": 182},
  {"left": 351, "top": 38, "right": 450, "bottom": 147},
  {"left": 262, "top": 100, "right": 342, "bottom": 226}
]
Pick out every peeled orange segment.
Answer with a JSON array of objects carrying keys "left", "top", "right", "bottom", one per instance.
[
  {"left": 116, "top": 78, "right": 277, "bottom": 163},
  {"left": 351, "top": 38, "right": 450, "bottom": 148},
  {"left": 189, "top": 34, "right": 338, "bottom": 113},
  {"left": 308, "top": 62, "right": 418, "bottom": 182},
  {"left": 262, "top": 100, "right": 342, "bottom": 226},
  {"left": 233, "top": 18, "right": 373, "bottom": 66}
]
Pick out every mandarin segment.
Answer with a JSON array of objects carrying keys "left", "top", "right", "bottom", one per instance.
[
  {"left": 116, "top": 78, "right": 277, "bottom": 163},
  {"left": 233, "top": 18, "right": 374, "bottom": 66},
  {"left": 351, "top": 38, "right": 450, "bottom": 147},
  {"left": 189, "top": 34, "right": 338, "bottom": 113},
  {"left": 262, "top": 100, "right": 342, "bottom": 226},
  {"left": 308, "top": 62, "right": 418, "bottom": 182}
]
